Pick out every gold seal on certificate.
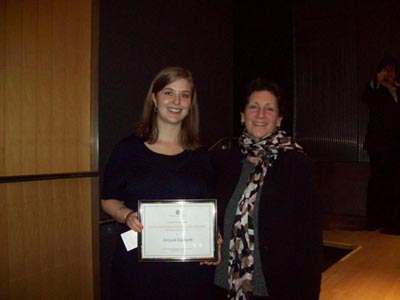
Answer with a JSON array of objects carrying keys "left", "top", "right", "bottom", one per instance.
[{"left": 138, "top": 199, "right": 217, "bottom": 262}]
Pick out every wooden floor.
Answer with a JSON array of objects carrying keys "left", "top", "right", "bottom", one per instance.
[{"left": 321, "top": 229, "right": 400, "bottom": 300}]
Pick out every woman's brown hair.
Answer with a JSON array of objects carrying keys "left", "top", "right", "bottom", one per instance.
[{"left": 137, "top": 66, "right": 201, "bottom": 150}]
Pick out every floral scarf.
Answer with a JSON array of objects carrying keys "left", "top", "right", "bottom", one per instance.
[{"left": 227, "top": 129, "right": 303, "bottom": 300}]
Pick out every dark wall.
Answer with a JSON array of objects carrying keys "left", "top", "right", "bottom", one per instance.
[
  {"left": 293, "top": 0, "right": 400, "bottom": 162},
  {"left": 99, "top": 1, "right": 296, "bottom": 179},
  {"left": 98, "top": 3, "right": 234, "bottom": 299},
  {"left": 233, "top": 1, "right": 294, "bottom": 135},
  {"left": 293, "top": 0, "right": 400, "bottom": 218},
  {"left": 99, "top": 0, "right": 234, "bottom": 185}
]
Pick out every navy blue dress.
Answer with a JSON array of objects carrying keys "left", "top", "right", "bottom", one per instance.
[{"left": 102, "top": 135, "right": 215, "bottom": 300}]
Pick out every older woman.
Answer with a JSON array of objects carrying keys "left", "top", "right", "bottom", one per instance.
[
  {"left": 214, "top": 79, "right": 322, "bottom": 300},
  {"left": 101, "top": 67, "right": 217, "bottom": 300}
]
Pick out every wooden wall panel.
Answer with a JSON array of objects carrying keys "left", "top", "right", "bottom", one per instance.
[
  {"left": 5, "top": 0, "right": 23, "bottom": 174},
  {"left": 4, "top": 178, "right": 93, "bottom": 300},
  {"left": 0, "top": 0, "right": 97, "bottom": 299},
  {"left": 0, "top": 185, "right": 8, "bottom": 300},
  {"left": 37, "top": 0, "right": 53, "bottom": 172},
  {"left": 0, "top": 0, "right": 5, "bottom": 175},
  {"left": 3, "top": 0, "right": 92, "bottom": 176}
]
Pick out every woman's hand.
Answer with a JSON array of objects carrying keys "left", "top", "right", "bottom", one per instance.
[
  {"left": 200, "top": 234, "right": 223, "bottom": 266},
  {"left": 125, "top": 211, "right": 144, "bottom": 232}
]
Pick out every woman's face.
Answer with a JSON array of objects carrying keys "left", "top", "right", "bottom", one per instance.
[
  {"left": 152, "top": 78, "right": 192, "bottom": 127},
  {"left": 241, "top": 90, "right": 282, "bottom": 141}
]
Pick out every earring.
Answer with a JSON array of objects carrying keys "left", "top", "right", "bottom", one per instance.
[{"left": 154, "top": 106, "right": 158, "bottom": 113}]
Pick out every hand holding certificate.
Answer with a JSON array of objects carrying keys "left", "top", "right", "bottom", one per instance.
[{"left": 138, "top": 199, "right": 217, "bottom": 262}]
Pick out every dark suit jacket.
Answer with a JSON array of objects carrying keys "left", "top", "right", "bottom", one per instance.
[
  {"left": 211, "top": 142, "right": 322, "bottom": 300},
  {"left": 362, "top": 81, "right": 400, "bottom": 151}
]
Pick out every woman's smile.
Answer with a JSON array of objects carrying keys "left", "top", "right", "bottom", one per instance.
[{"left": 241, "top": 90, "right": 282, "bottom": 141}]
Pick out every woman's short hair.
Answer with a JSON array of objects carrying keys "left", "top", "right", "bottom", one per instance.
[
  {"left": 242, "top": 78, "right": 287, "bottom": 117},
  {"left": 137, "top": 66, "right": 200, "bottom": 150}
]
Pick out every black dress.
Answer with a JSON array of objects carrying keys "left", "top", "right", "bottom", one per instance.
[{"left": 102, "top": 135, "right": 215, "bottom": 300}]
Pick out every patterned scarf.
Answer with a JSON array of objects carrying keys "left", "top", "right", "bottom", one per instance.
[{"left": 227, "top": 129, "right": 303, "bottom": 300}]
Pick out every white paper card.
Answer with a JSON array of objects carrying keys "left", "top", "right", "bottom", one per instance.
[{"left": 121, "top": 230, "right": 138, "bottom": 251}]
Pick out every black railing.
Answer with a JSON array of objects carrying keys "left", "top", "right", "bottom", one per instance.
[{"left": 0, "top": 171, "right": 99, "bottom": 184}]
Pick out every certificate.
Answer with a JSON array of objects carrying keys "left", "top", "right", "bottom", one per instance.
[{"left": 138, "top": 199, "right": 217, "bottom": 262}]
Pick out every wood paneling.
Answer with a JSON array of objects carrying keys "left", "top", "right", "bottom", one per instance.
[
  {"left": 2, "top": 0, "right": 91, "bottom": 176},
  {"left": 0, "top": 0, "right": 97, "bottom": 299},
  {"left": 0, "top": 0, "right": 5, "bottom": 175},
  {"left": 1, "top": 178, "right": 93, "bottom": 300},
  {"left": 0, "top": 185, "right": 8, "bottom": 300}
]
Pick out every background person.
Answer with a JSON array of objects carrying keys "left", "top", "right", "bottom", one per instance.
[
  {"left": 101, "top": 66, "right": 218, "bottom": 300},
  {"left": 213, "top": 78, "right": 322, "bottom": 300},
  {"left": 362, "top": 56, "right": 400, "bottom": 234}
]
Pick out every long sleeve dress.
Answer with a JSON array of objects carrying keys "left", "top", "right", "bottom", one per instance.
[{"left": 102, "top": 134, "right": 216, "bottom": 300}]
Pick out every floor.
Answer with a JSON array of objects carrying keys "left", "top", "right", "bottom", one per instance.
[{"left": 321, "top": 228, "right": 400, "bottom": 300}]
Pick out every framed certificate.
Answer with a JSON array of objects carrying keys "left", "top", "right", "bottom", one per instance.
[{"left": 138, "top": 199, "right": 217, "bottom": 262}]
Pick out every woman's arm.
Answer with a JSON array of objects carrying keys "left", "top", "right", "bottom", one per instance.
[{"left": 101, "top": 199, "right": 143, "bottom": 232}]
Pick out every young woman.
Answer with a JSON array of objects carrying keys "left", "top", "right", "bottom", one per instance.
[{"left": 101, "top": 67, "right": 217, "bottom": 300}]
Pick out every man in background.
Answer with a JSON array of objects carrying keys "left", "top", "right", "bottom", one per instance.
[{"left": 363, "top": 55, "right": 400, "bottom": 235}]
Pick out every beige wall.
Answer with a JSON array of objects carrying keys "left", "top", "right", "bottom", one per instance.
[{"left": 0, "top": 0, "right": 98, "bottom": 299}]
